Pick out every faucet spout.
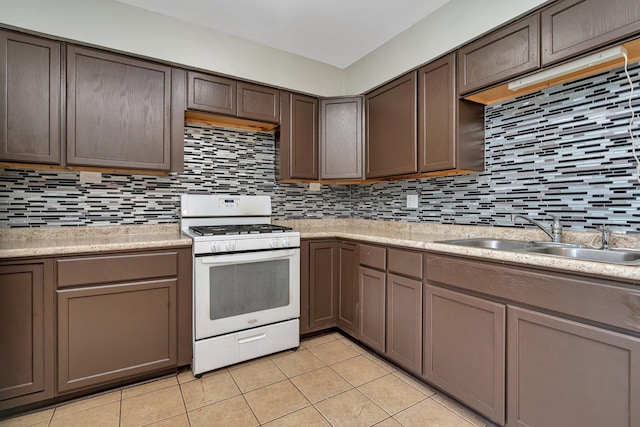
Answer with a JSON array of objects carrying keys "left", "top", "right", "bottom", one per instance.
[{"left": 511, "top": 214, "right": 563, "bottom": 243}]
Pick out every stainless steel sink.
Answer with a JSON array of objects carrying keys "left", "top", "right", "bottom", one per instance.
[
  {"left": 436, "top": 238, "right": 640, "bottom": 265},
  {"left": 521, "top": 246, "right": 640, "bottom": 265},
  {"left": 436, "top": 238, "right": 539, "bottom": 250}
]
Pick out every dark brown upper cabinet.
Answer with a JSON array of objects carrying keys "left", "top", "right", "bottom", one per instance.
[
  {"left": 237, "top": 82, "right": 279, "bottom": 123},
  {"left": 187, "top": 71, "right": 236, "bottom": 116},
  {"left": 365, "top": 72, "right": 418, "bottom": 178},
  {"left": 457, "top": 14, "right": 539, "bottom": 95},
  {"left": 277, "top": 91, "right": 319, "bottom": 180},
  {"left": 0, "top": 30, "right": 61, "bottom": 165},
  {"left": 320, "top": 97, "right": 364, "bottom": 180},
  {"left": 418, "top": 54, "right": 484, "bottom": 174},
  {"left": 541, "top": 0, "right": 640, "bottom": 66},
  {"left": 66, "top": 46, "right": 172, "bottom": 171},
  {"left": 0, "top": 259, "right": 54, "bottom": 411}
]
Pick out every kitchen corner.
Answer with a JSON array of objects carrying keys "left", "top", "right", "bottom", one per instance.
[{"left": 3, "top": 0, "right": 640, "bottom": 425}]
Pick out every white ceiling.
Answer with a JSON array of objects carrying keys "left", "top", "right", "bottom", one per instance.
[{"left": 116, "top": 0, "right": 450, "bottom": 69}]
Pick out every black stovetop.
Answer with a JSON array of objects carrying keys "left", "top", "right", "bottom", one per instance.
[{"left": 189, "top": 224, "right": 292, "bottom": 236}]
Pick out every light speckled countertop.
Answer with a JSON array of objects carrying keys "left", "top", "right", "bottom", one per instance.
[
  {"left": 2, "top": 220, "right": 639, "bottom": 283},
  {"left": 275, "top": 219, "right": 640, "bottom": 284},
  {"left": 0, "top": 224, "right": 191, "bottom": 258}
]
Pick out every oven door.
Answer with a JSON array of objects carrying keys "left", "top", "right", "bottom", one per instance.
[{"left": 194, "top": 248, "right": 300, "bottom": 340}]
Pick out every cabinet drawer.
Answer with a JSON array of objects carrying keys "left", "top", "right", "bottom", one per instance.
[
  {"left": 388, "top": 248, "right": 423, "bottom": 279},
  {"left": 359, "top": 244, "right": 386, "bottom": 270},
  {"left": 57, "top": 251, "right": 179, "bottom": 288}
]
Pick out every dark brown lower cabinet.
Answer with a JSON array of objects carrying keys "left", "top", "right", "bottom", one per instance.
[
  {"left": 0, "top": 260, "right": 54, "bottom": 411},
  {"left": 423, "top": 285, "right": 505, "bottom": 425},
  {"left": 386, "top": 273, "right": 422, "bottom": 375},
  {"left": 336, "top": 243, "right": 358, "bottom": 336},
  {"left": 358, "top": 266, "right": 386, "bottom": 353},
  {"left": 57, "top": 279, "right": 178, "bottom": 393},
  {"left": 507, "top": 306, "right": 640, "bottom": 427},
  {"left": 308, "top": 241, "right": 337, "bottom": 331}
]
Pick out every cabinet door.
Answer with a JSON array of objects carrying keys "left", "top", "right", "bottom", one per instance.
[
  {"left": 423, "top": 285, "right": 505, "bottom": 425},
  {"left": 278, "top": 92, "right": 319, "bottom": 180},
  {"left": 508, "top": 306, "right": 640, "bottom": 427},
  {"left": 187, "top": 71, "right": 236, "bottom": 116},
  {"left": 418, "top": 54, "right": 456, "bottom": 172},
  {"left": 237, "top": 82, "right": 279, "bottom": 123},
  {"left": 57, "top": 279, "right": 177, "bottom": 393},
  {"left": 0, "top": 30, "right": 61, "bottom": 164},
  {"left": 308, "top": 241, "right": 337, "bottom": 330},
  {"left": 292, "top": 93, "right": 318, "bottom": 179},
  {"left": 0, "top": 261, "right": 54, "bottom": 409},
  {"left": 320, "top": 97, "right": 363, "bottom": 180},
  {"left": 66, "top": 46, "right": 171, "bottom": 170},
  {"left": 358, "top": 266, "right": 386, "bottom": 353},
  {"left": 541, "top": 0, "right": 640, "bottom": 66},
  {"left": 365, "top": 72, "right": 417, "bottom": 178},
  {"left": 337, "top": 242, "right": 358, "bottom": 336},
  {"left": 458, "top": 14, "right": 539, "bottom": 94},
  {"left": 386, "top": 273, "right": 422, "bottom": 375}
]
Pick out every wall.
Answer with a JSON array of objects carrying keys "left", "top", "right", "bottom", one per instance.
[
  {"left": 0, "top": 125, "right": 350, "bottom": 227},
  {"left": 0, "top": 0, "right": 344, "bottom": 96},
  {"left": 344, "top": 0, "right": 548, "bottom": 94},
  {"left": 0, "top": 0, "right": 546, "bottom": 96},
  {"left": 351, "top": 63, "right": 640, "bottom": 233},
  {"left": 2, "top": 64, "right": 639, "bottom": 232}
]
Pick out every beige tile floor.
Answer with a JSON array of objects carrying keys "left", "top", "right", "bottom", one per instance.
[{"left": 0, "top": 332, "right": 490, "bottom": 427}]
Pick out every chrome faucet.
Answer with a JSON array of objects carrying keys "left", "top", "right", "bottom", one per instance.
[
  {"left": 599, "top": 225, "right": 611, "bottom": 250},
  {"left": 511, "top": 214, "right": 563, "bottom": 243}
]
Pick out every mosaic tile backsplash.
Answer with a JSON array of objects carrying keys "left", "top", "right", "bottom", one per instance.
[
  {"left": 1, "top": 63, "right": 639, "bottom": 232},
  {"left": 351, "top": 62, "right": 640, "bottom": 232},
  {"left": 0, "top": 126, "right": 351, "bottom": 227}
]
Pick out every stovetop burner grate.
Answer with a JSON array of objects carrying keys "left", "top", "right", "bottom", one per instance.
[{"left": 189, "top": 224, "right": 293, "bottom": 236}]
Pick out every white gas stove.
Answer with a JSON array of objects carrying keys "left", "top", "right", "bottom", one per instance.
[{"left": 180, "top": 194, "right": 300, "bottom": 376}]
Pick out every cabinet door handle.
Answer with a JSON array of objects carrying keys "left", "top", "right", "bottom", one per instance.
[{"left": 238, "top": 334, "right": 267, "bottom": 344}]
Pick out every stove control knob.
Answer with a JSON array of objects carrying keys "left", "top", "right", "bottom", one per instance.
[
  {"left": 226, "top": 241, "right": 236, "bottom": 251},
  {"left": 281, "top": 238, "right": 289, "bottom": 248},
  {"left": 210, "top": 242, "right": 221, "bottom": 252},
  {"left": 270, "top": 239, "right": 278, "bottom": 248}
]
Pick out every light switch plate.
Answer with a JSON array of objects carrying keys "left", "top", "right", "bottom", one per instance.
[
  {"left": 309, "top": 182, "right": 321, "bottom": 192},
  {"left": 80, "top": 171, "right": 102, "bottom": 184},
  {"left": 407, "top": 194, "right": 419, "bottom": 209}
]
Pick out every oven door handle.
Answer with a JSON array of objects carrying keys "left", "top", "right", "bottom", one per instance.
[{"left": 198, "top": 248, "right": 298, "bottom": 265}]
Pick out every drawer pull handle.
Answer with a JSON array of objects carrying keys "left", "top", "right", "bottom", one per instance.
[{"left": 238, "top": 334, "right": 267, "bottom": 344}]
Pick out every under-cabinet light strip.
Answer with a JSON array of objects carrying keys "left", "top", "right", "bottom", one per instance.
[{"left": 508, "top": 45, "right": 628, "bottom": 91}]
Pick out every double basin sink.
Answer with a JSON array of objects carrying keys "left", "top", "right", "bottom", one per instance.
[{"left": 436, "top": 238, "right": 640, "bottom": 265}]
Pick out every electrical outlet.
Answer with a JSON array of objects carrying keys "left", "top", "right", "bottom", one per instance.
[
  {"left": 309, "top": 182, "right": 321, "bottom": 192},
  {"left": 407, "top": 194, "right": 419, "bottom": 209},
  {"left": 80, "top": 171, "right": 102, "bottom": 184}
]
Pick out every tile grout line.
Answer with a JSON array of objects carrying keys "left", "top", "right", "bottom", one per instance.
[{"left": 176, "top": 380, "right": 191, "bottom": 427}]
